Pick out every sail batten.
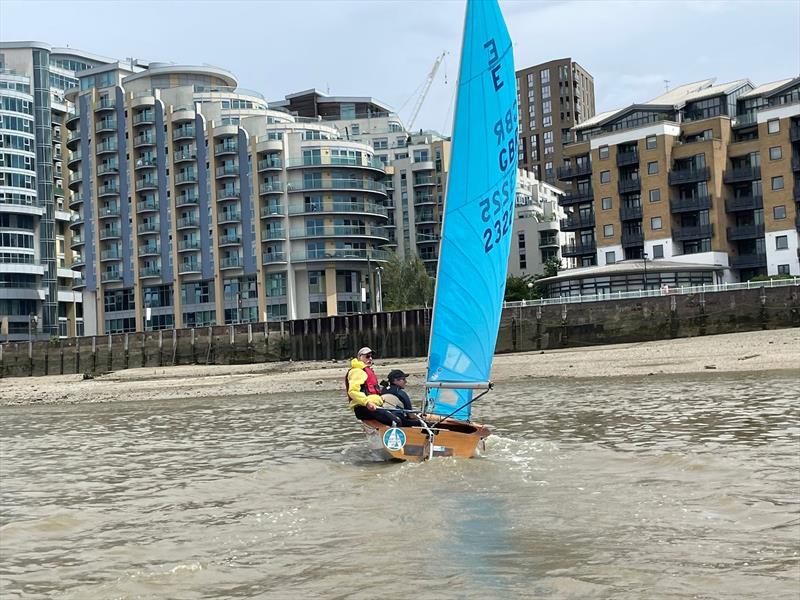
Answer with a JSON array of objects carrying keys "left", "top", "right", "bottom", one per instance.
[{"left": 425, "top": 0, "right": 517, "bottom": 421}]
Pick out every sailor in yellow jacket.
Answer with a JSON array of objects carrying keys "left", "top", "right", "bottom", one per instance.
[{"left": 347, "top": 349, "right": 400, "bottom": 427}]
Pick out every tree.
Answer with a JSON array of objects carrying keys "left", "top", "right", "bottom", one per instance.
[
  {"left": 504, "top": 274, "right": 543, "bottom": 302},
  {"left": 543, "top": 257, "right": 562, "bottom": 278},
  {"left": 382, "top": 251, "right": 435, "bottom": 310}
]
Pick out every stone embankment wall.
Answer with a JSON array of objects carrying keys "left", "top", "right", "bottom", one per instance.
[{"left": 1, "top": 286, "right": 798, "bottom": 378}]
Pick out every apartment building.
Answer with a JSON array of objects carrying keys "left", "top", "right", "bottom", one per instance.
[
  {"left": 61, "top": 62, "right": 389, "bottom": 335},
  {"left": 516, "top": 58, "right": 596, "bottom": 185},
  {"left": 507, "top": 170, "right": 568, "bottom": 278},
  {"left": 0, "top": 42, "right": 115, "bottom": 340},
  {"left": 557, "top": 77, "right": 800, "bottom": 281}
]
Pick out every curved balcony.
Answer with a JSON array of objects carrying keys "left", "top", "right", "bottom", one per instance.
[
  {"left": 133, "top": 134, "right": 155, "bottom": 148},
  {"left": 99, "top": 227, "right": 121, "bottom": 241},
  {"left": 258, "top": 157, "right": 282, "bottom": 171},
  {"left": 176, "top": 194, "right": 199, "bottom": 207},
  {"left": 215, "top": 164, "right": 239, "bottom": 179},
  {"left": 69, "top": 193, "right": 83, "bottom": 210},
  {"left": 260, "top": 228, "right": 286, "bottom": 241},
  {"left": 288, "top": 201, "right": 387, "bottom": 218},
  {"left": 97, "top": 164, "right": 119, "bottom": 177},
  {"left": 670, "top": 195, "right": 712, "bottom": 213},
  {"left": 135, "top": 179, "right": 158, "bottom": 192},
  {"left": 414, "top": 211, "right": 436, "bottom": 224},
  {"left": 218, "top": 211, "right": 241, "bottom": 224},
  {"left": 69, "top": 214, "right": 82, "bottom": 229},
  {"left": 284, "top": 156, "right": 384, "bottom": 173},
  {"left": 98, "top": 184, "right": 120, "bottom": 198},
  {"left": 66, "top": 130, "right": 81, "bottom": 150},
  {"left": 260, "top": 204, "right": 285, "bottom": 218},
  {"left": 416, "top": 232, "right": 440, "bottom": 244},
  {"left": 414, "top": 194, "right": 436, "bottom": 207},
  {"left": 133, "top": 112, "right": 155, "bottom": 126},
  {"left": 289, "top": 249, "right": 389, "bottom": 263},
  {"left": 216, "top": 188, "right": 240, "bottom": 201},
  {"left": 139, "top": 267, "right": 162, "bottom": 279},
  {"left": 287, "top": 179, "right": 386, "bottom": 196},
  {"left": 96, "top": 139, "right": 118, "bottom": 155},
  {"left": 66, "top": 112, "right": 80, "bottom": 128},
  {"left": 72, "top": 255, "right": 85, "bottom": 268},
  {"left": 672, "top": 224, "right": 713, "bottom": 241},
  {"left": 72, "top": 277, "right": 86, "bottom": 290},
  {"left": 138, "top": 244, "right": 160, "bottom": 257},
  {"left": 175, "top": 172, "right": 198, "bottom": 186},
  {"left": 413, "top": 175, "right": 435, "bottom": 188},
  {"left": 259, "top": 182, "right": 284, "bottom": 194},
  {"left": 99, "top": 205, "right": 120, "bottom": 219},
  {"left": 67, "top": 151, "right": 82, "bottom": 168},
  {"left": 69, "top": 235, "right": 84, "bottom": 248},
  {"left": 176, "top": 216, "right": 199, "bottom": 230},
  {"left": 95, "top": 120, "right": 117, "bottom": 134},
  {"left": 101, "top": 270, "right": 122, "bottom": 283},
  {"left": 95, "top": 97, "right": 115, "bottom": 112},
  {"left": 134, "top": 157, "right": 158, "bottom": 171},
  {"left": 215, "top": 141, "right": 238, "bottom": 156},
  {"left": 100, "top": 249, "right": 122, "bottom": 262},
  {"left": 137, "top": 222, "right": 160, "bottom": 235},
  {"left": 174, "top": 149, "right": 196, "bottom": 164},
  {"left": 219, "top": 256, "right": 243, "bottom": 270},
  {"left": 179, "top": 261, "right": 201, "bottom": 274},
  {"left": 173, "top": 125, "right": 196, "bottom": 141},
  {"left": 219, "top": 234, "right": 242, "bottom": 247},
  {"left": 68, "top": 172, "right": 82, "bottom": 190},
  {"left": 131, "top": 94, "right": 155, "bottom": 109},
  {"left": 178, "top": 239, "right": 201, "bottom": 252},
  {"left": 262, "top": 251, "right": 287, "bottom": 264},
  {"left": 289, "top": 225, "right": 389, "bottom": 241}
]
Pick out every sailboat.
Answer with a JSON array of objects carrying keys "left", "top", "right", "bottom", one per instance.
[{"left": 360, "top": 0, "right": 518, "bottom": 462}]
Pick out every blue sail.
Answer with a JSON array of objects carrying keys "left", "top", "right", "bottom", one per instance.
[{"left": 425, "top": 0, "right": 517, "bottom": 421}]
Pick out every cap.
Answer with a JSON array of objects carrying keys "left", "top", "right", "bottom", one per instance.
[
  {"left": 387, "top": 369, "right": 410, "bottom": 381},
  {"left": 357, "top": 346, "right": 373, "bottom": 357}
]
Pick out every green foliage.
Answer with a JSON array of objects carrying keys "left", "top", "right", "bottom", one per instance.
[
  {"left": 382, "top": 251, "right": 435, "bottom": 310},
  {"left": 543, "top": 257, "right": 562, "bottom": 278},
  {"left": 504, "top": 274, "right": 543, "bottom": 302}
]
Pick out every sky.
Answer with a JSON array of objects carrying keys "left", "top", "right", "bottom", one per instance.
[{"left": 2, "top": 0, "right": 798, "bottom": 135}]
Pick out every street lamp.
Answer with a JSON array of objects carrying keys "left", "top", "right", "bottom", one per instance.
[
  {"left": 642, "top": 251, "right": 649, "bottom": 292},
  {"left": 527, "top": 281, "right": 534, "bottom": 302},
  {"left": 28, "top": 313, "right": 38, "bottom": 342},
  {"left": 375, "top": 266, "right": 384, "bottom": 312}
]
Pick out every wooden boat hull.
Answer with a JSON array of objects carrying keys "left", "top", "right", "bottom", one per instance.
[{"left": 360, "top": 418, "right": 490, "bottom": 462}]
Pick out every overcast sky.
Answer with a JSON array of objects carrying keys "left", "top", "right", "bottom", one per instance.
[{"left": 2, "top": 0, "right": 798, "bottom": 135}]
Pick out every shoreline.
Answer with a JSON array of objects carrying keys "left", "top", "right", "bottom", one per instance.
[{"left": 1, "top": 328, "right": 797, "bottom": 407}]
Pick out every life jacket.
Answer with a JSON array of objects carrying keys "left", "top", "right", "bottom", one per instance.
[{"left": 344, "top": 362, "right": 381, "bottom": 400}]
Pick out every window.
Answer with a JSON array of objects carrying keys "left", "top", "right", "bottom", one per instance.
[
  {"left": 775, "top": 235, "right": 788, "bottom": 250},
  {"left": 600, "top": 170, "right": 611, "bottom": 184},
  {"left": 647, "top": 161, "right": 658, "bottom": 175},
  {"left": 646, "top": 135, "right": 657, "bottom": 150},
  {"left": 541, "top": 85, "right": 551, "bottom": 99},
  {"left": 773, "top": 205, "right": 786, "bottom": 220},
  {"left": 601, "top": 197, "right": 612, "bottom": 210},
  {"left": 653, "top": 244, "right": 664, "bottom": 259},
  {"left": 605, "top": 251, "right": 616, "bottom": 264},
  {"left": 598, "top": 146, "right": 609, "bottom": 160},
  {"left": 603, "top": 224, "right": 614, "bottom": 237},
  {"left": 542, "top": 116, "right": 552, "bottom": 128},
  {"left": 778, "top": 264, "right": 790, "bottom": 275},
  {"left": 769, "top": 146, "right": 782, "bottom": 161},
  {"left": 542, "top": 100, "right": 552, "bottom": 115},
  {"left": 767, "top": 119, "right": 779, "bottom": 134},
  {"left": 649, "top": 189, "right": 661, "bottom": 203},
  {"left": 651, "top": 216, "right": 662, "bottom": 230},
  {"left": 540, "top": 68, "right": 550, "bottom": 84},
  {"left": 771, "top": 176, "right": 784, "bottom": 191}
]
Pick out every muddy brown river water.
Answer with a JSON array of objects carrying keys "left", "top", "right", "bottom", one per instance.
[{"left": 1, "top": 371, "right": 798, "bottom": 599}]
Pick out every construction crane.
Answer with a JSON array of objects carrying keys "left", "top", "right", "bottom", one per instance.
[{"left": 406, "top": 52, "right": 447, "bottom": 131}]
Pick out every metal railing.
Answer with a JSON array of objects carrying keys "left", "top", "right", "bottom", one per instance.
[{"left": 503, "top": 277, "right": 800, "bottom": 308}]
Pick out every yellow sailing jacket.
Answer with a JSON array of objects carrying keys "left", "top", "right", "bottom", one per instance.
[{"left": 346, "top": 358, "right": 384, "bottom": 410}]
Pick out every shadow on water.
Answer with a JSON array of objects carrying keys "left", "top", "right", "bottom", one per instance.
[{"left": 0, "top": 372, "right": 798, "bottom": 599}]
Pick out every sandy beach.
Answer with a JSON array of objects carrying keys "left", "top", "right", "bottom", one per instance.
[{"left": 1, "top": 328, "right": 797, "bottom": 407}]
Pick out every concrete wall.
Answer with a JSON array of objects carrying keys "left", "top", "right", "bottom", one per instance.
[{"left": 1, "top": 285, "right": 798, "bottom": 378}]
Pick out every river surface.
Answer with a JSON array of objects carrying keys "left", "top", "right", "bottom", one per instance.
[{"left": 1, "top": 372, "right": 798, "bottom": 599}]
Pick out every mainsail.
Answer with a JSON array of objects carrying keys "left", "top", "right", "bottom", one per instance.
[{"left": 425, "top": 0, "right": 517, "bottom": 421}]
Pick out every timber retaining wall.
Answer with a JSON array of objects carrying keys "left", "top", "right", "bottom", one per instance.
[{"left": 1, "top": 285, "right": 798, "bottom": 378}]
